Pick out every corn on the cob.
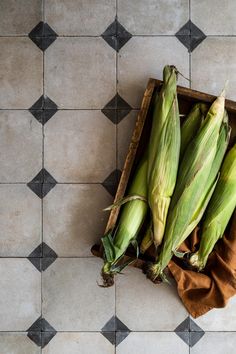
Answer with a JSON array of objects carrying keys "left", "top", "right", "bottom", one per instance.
[
  {"left": 146, "top": 90, "right": 226, "bottom": 282},
  {"left": 101, "top": 155, "right": 148, "bottom": 286},
  {"left": 180, "top": 103, "right": 208, "bottom": 157},
  {"left": 190, "top": 143, "right": 236, "bottom": 271},
  {"left": 140, "top": 220, "right": 153, "bottom": 254},
  {"left": 147, "top": 65, "right": 180, "bottom": 247}
]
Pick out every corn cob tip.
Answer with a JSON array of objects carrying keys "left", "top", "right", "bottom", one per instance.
[
  {"left": 143, "top": 262, "right": 163, "bottom": 284},
  {"left": 188, "top": 252, "right": 204, "bottom": 271},
  {"left": 101, "top": 272, "right": 114, "bottom": 287},
  {"left": 100, "top": 262, "right": 114, "bottom": 287},
  {"left": 220, "top": 80, "right": 229, "bottom": 98}
]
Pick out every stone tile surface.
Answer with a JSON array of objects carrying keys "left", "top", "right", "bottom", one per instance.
[
  {"left": 44, "top": 110, "right": 116, "bottom": 182},
  {"left": 0, "top": 333, "right": 40, "bottom": 354},
  {"left": 193, "top": 296, "right": 236, "bottom": 331},
  {"left": 42, "top": 258, "right": 115, "bottom": 331},
  {"left": 116, "top": 266, "right": 188, "bottom": 331},
  {"left": 191, "top": 37, "right": 236, "bottom": 100},
  {"left": 43, "top": 184, "right": 112, "bottom": 256},
  {"left": 0, "top": 38, "right": 43, "bottom": 109},
  {"left": 118, "top": 0, "right": 189, "bottom": 35},
  {"left": 116, "top": 332, "right": 189, "bottom": 354},
  {"left": 0, "top": 0, "right": 42, "bottom": 35},
  {"left": 190, "top": 332, "right": 236, "bottom": 354},
  {"left": 43, "top": 332, "right": 114, "bottom": 354},
  {"left": 118, "top": 37, "right": 189, "bottom": 108},
  {"left": 45, "top": 0, "right": 116, "bottom": 35},
  {"left": 0, "top": 110, "right": 42, "bottom": 182},
  {"left": 191, "top": 0, "right": 236, "bottom": 35},
  {"left": 0, "top": 259, "right": 41, "bottom": 330},
  {"left": 45, "top": 38, "right": 116, "bottom": 109},
  {"left": 0, "top": 185, "right": 41, "bottom": 256}
]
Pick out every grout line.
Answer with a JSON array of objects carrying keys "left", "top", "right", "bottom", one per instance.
[
  {"left": 115, "top": 0, "right": 118, "bottom": 350},
  {"left": 2, "top": 34, "right": 236, "bottom": 38},
  {"left": 0, "top": 182, "right": 120, "bottom": 185},
  {"left": 0, "top": 256, "right": 97, "bottom": 259},
  {"left": 189, "top": 0, "right": 192, "bottom": 89},
  {"left": 0, "top": 108, "right": 139, "bottom": 111},
  {"left": 40, "top": 2, "right": 45, "bottom": 353},
  {"left": 1, "top": 330, "right": 236, "bottom": 333}
]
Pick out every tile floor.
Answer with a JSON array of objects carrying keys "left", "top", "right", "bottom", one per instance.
[{"left": 0, "top": 1, "right": 236, "bottom": 353}]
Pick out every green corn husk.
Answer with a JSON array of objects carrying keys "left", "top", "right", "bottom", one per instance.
[
  {"left": 147, "top": 65, "right": 181, "bottom": 247},
  {"left": 140, "top": 220, "right": 153, "bottom": 254},
  {"left": 190, "top": 143, "right": 236, "bottom": 271},
  {"left": 180, "top": 103, "right": 208, "bottom": 158},
  {"left": 146, "top": 90, "right": 227, "bottom": 282},
  {"left": 101, "top": 156, "right": 148, "bottom": 286}
]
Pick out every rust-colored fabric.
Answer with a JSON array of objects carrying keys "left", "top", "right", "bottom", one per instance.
[{"left": 168, "top": 212, "right": 236, "bottom": 318}]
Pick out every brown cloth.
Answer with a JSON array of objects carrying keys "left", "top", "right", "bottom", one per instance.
[{"left": 168, "top": 212, "right": 236, "bottom": 318}]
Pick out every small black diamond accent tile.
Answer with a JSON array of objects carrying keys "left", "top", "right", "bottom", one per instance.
[
  {"left": 102, "top": 170, "right": 122, "bottom": 197},
  {"left": 27, "top": 168, "right": 57, "bottom": 199},
  {"left": 102, "top": 332, "right": 116, "bottom": 345},
  {"left": 101, "top": 316, "right": 131, "bottom": 347},
  {"left": 102, "top": 94, "right": 132, "bottom": 124},
  {"left": 28, "top": 242, "right": 58, "bottom": 272},
  {"left": 29, "top": 95, "right": 58, "bottom": 125},
  {"left": 29, "top": 21, "right": 58, "bottom": 51},
  {"left": 27, "top": 317, "right": 57, "bottom": 348},
  {"left": 101, "top": 19, "right": 132, "bottom": 52},
  {"left": 175, "top": 20, "right": 206, "bottom": 52},
  {"left": 174, "top": 317, "right": 205, "bottom": 347}
]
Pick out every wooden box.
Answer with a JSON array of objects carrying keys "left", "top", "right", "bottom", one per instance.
[{"left": 91, "top": 78, "right": 236, "bottom": 269}]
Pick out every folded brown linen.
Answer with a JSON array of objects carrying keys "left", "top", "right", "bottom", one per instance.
[{"left": 168, "top": 212, "right": 236, "bottom": 318}]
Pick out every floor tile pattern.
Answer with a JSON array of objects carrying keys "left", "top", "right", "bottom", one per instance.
[{"left": 1, "top": 1, "right": 236, "bottom": 353}]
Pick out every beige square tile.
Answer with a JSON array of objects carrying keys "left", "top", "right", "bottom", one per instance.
[
  {"left": 118, "top": 37, "right": 189, "bottom": 108},
  {"left": 0, "top": 185, "right": 41, "bottom": 257},
  {"left": 0, "top": 38, "right": 43, "bottom": 109},
  {"left": 43, "top": 332, "right": 114, "bottom": 354},
  {"left": 116, "top": 332, "right": 189, "bottom": 354},
  {"left": 0, "top": 110, "right": 42, "bottom": 182},
  {"left": 118, "top": 0, "right": 189, "bottom": 35},
  {"left": 193, "top": 296, "right": 236, "bottom": 331},
  {"left": 44, "top": 110, "right": 116, "bottom": 182},
  {"left": 116, "top": 266, "right": 188, "bottom": 331},
  {"left": 192, "top": 0, "right": 236, "bottom": 35},
  {"left": 43, "top": 184, "right": 112, "bottom": 256},
  {"left": 0, "top": 0, "right": 42, "bottom": 35},
  {"left": 0, "top": 333, "right": 40, "bottom": 354},
  {"left": 0, "top": 259, "right": 41, "bottom": 330},
  {"left": 191, "top": 332, "right": 236, "bottom": 354},
  {"left": 45, "top": 38, "right": 116, "bottom": 109},
  {"left": 117, "top": 110, "right": 138, "bottom": 170},
  {"left": 45, "top": 0, "right": 116, "bottom": 35},
  {"left": 42, "top": 258, "right": 115, "bottom": 331},
  {"left": 192, "top": 37, "right": 236, "bottom": 100}
]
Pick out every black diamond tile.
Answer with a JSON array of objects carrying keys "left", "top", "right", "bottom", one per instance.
[
  {"left": 175, "top": 317, "right": 190, "bottom": 332},
  {"left": 189, "top": 331, "right": 205, "bottom": 348},
  {"left": 116, "top": 331, "right": 130, "bottom": 346},
  {"left": 101, "top": 19, "right": 132, "bottom": 52},
  {"left": 102, "top": 170, "right": 122, "bottom": 197},
  {"left": 101, "top": 332, "right": 116, "bottom": 345},
  {"left": 174, "top": 317, "right": 205, "bottom": 347},
  {"left": 27, "top": 317, "right": 57, "bottom": 348},
  {"left": 28, "top": 242, "right": 58, "bottom": 272},
  {"left": 27, "top": 169, "right": 57, "bottom": 198},
  {"left": 29, "top": 21, "right": 58, "bottom": 51},
  {"left": 101, "top": 94, "right": 132, "bottom": 124},
  {"left": 29, "top": 95, "right": 58, "bottom": 125},
  {"left": 101, "top": 316, "right": 130, "bottom": 347},
  {"left": 175, "top": 20, "right": 206, "bottom": 52},
  {"left": 175, "top": 331, "right": 190, "bottom": 346}
]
